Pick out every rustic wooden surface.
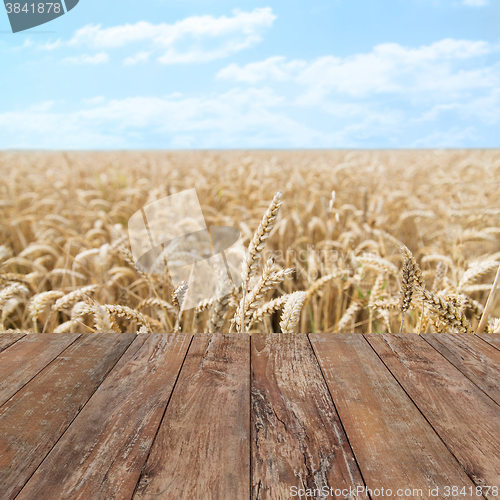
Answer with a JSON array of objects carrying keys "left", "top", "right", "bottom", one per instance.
[
  {"left": 478, "top": 331, "right": 500, "bottom": 352},
  {"left": 366, "top": 333, "right": 500, "bottom": 499},
  {"left": 310, "top": 333, "right": 479, "bottom": 500},
  {"left": 1, "top": 332, "right": 499, "bottom": 500},
  {"left": 0, "top": 333, "right": 79, "bottom": 408},
  {"left": 251, "top": 333, "right": 368, "bottom": 500},
  {"left": 16, "top": 333, "right": 191, "bottom": 500},
  {"left": 422, "top": 332, "right": 500, "bottom": 406},
  {"left": 133, "top": 333, "right": 250, "bottom": 500},
  {"left": 0, "top": 333, "right": 134, "bottom": 500},
  {"left": 0, "top": 332, "right": 26, "bottom": 352}
]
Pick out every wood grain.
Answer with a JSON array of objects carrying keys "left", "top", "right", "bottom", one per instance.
[
  {"left": 0, "top": 333, "right": 79, "bottom": 408},
  {"left": 0, "top": 333, "right": 134, "bottom": 500},
  {"left": 310, "top": 333, "right": 478, "bottom": 500},
  {"left": 478, "top": 332, "right": 500, "bottom": 352},
  {"left": 0, "top": 332, "right": 26, "bottom": 352},
  {"left": 366, "top": 333, "right": 500, "bottom": 498},
  {"left": 16, "top": 333, "right": 192, "bottom": 500},
  {"left": 251, "top": 333, "right": 368, "bottom": 500},
  {"left": 133, "top": 333, "right": 250, "bottom": 500},
  {"left": 422, "top": 332, "right": 500, "bottom": 406}
]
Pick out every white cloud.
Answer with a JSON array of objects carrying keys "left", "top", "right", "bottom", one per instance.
[
  {"left": 70, "top": 9, "right": 276, "bottom": 47},
  {"left": 1, "top": 34, "right": 498, "bottom": 149},
  {"left": 218, "top": 39, "right": 498, "bottom": 101},
  {"left": 27, "top": 101, "right": 55, "bottom": 112},
  {"left": 412, "top": 127, "right": 479, "bottom": 147},
  {"left": 0, "top": 89, "right": 327, "bottom": 149},
  {"left": 217, "top": 56, "right": 306, "bottom": 83},
  {"left": 36, "top": 40, "right": 62, "bottom": 51},
  {"left": 56, "top": 8, "right": 276, "bottom": 64},
  {"left": 62, "top": 52, "right": 109, "bottom": 65},
  {"left": 418, "top": 87, "right": 500, "bottom": 124},
  {"left": 124, "top": 51, "right": 152, "bottom": 65},
  {"left": 1, "top": 82, "right": 496, "bottom": 149},
  {"left": 462, "top": 0, "right": 489, "bottom": 6},
  {"left": 212, "top": 37, "right": 499, "bottom": 146}
]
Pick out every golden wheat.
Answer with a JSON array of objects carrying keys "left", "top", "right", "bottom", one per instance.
[{"left": 1, "top": 149, "right": 499, "bottom": 334}]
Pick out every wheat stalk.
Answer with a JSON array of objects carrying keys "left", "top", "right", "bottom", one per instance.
[
  {"left": 235, "top": 258, "right": 292, "bottom": 333},
  {"left": 239, "top": 192, "right": 282, "bottom": 333},
  {"left": 337, "top": 301, "right": 362, "bottom": 332},
  {"left": 477, "top": 264, "right": 500, "bottom": 334},
  {"left": 399, "top": 247, "right": 416, "bottom": 333}
]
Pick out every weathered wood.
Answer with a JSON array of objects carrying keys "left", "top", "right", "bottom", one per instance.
[
  {"left": 478, "top": 332, "right": 500, "bottom": 352},
  {"left": 0, "top": 332, "right": 26, "bottom": 352},
  {"left": 133, "top": 333, "right": 250, "bottom": 500},
  {"left": 310, "top": 333, "right": 477, "bottom": 500},
  {"left": 0, "top": 333, "right": 134, "bottom": 500},
  {"left": 422, "top": 332, "right": 500, "bottom": 406},
  {"left": 16, "top": 333, "right": 192, "bottom": 500},
  {"left": 251, "top": 333, "right": 368, "bottom": 500},
  {"left": 0, "top": 333, "right": 79, "bottom": 408},
  {"left": 367, "top": 333, "right": 500, "bottom": 497}
]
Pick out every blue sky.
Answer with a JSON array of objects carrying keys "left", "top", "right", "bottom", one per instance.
[{"left": 0, "top": 0, "right": 498, "bottom": 149}]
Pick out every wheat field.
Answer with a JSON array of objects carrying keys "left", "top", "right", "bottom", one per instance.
[{"left": 1, "top": 149, "right": 499, "bottom": 334}]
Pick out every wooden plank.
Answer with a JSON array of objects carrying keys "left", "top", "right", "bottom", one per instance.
[
  {"left": 0, "top": 332, "right": 135, "bottom": 500},
  {"left": 0, "top": 333, "right": 80, "bottom": 408},
  {"left": 133, "top": 333, "right": 250, "bottom": 500},
  {"left": 478, "top": 332, "right": 500, "bottom": 352},
  {"left": 310, "top": 333, "right": 478, "bottom": 500},
  {"left": 0, "top": 332, "right": 26, "bottom": 352},
  {"left": 251, "top": 333, "right": 368, "bottom": 500},
  {"left": 16, "top": 333, "right": 192, "bottom": 500},
  {"left": 422, "top": 332, "right": 500, "bottom": 406},
  {"left": 366, "top": 333, "right": 500, "bottom": 498}
]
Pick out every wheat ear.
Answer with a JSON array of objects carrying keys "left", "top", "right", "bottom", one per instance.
[
  {"left": 52, "top": 285, "right": 99, "bottom": 312},
  {"left": 207, "top": 263, "right": 232, "bottom": 333},
  {"left": 415, "top": 285, "right": 474, "bottom": 334},
  {"left": 93, "top": 305, "right": 120, "bottom": 333},
  {"left": 28, "top": 291, "right": 65, "bottom": 333},
  {"left": 490, "top": 318, "right": 500, "bottom": 333},
  {"left": 280, "top": 291, "right": 307, "bottom": 333},
  {"left": 305, "top": 273, "right": 338, "bottom": 301},
  {"left": 120, "top": 245, "right": 174, "bottom": 331},
  {"left": 251, "top": 294, "right": 290, "bottom": 327},
  {"left": 0, "top": 283, "right": 30, "bottom": 311},
  {"left": 458, "top": 260, "right": 499, "bottom": 291},
  {"left": 239, "top": 192, "right": 282, "bottom": 333},
  {"left": 99, "top": 305, "right": 152, "bottom": 333},
  {"left": 137, "top": 297, "right": 176, "bottom": 313},
  {"left": 399, "top": 245, "right": 423, "bottom": 333},
  {"left": 241, "top": 192, "right": 283, "bottom": 286},
  {"left": 172, "top": 281, "right": 189, "bottom": 333},
  {"left": 432, "top": 261, "right": 446, "bottom": 292},
  {"left": 236, "top": 258, "right": 292, "bottom": 332}
]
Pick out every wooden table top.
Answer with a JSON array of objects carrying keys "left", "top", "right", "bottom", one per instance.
[{"left": 1, "top": 332, "right": 499, "bottom": 500}]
